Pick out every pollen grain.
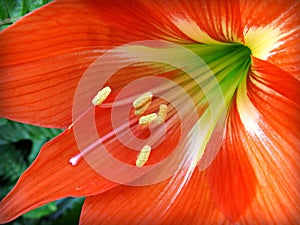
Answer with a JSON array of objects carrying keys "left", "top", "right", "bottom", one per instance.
[
  {"left": 133, "top": 92, "right": 153, "bottom": 109},
  {"left": 92, "top": 86, "right": 112, "bottom": 106},
  {"left": 139, "top": 113, "right": 157, "bottom": 125},
  {"left": 156, "top": 104, "right": 168, "bottom": 123},
  {"left": 134, "top": 100, "right": 151, "bottom": 116},
  {"left": 136, "top": 145, "right": 151, "bottom": 167}
]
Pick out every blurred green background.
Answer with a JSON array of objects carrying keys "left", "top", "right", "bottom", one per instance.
[{"left": 0, "top": 1, "right": 84, "bottom": 224}]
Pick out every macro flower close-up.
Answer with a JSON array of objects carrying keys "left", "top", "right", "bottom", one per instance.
[{"left": 0, "top": 0, "right": 299, "bottom": 224}]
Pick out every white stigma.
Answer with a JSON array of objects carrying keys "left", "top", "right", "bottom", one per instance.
[{"left": 69, "top": 154, "right": 82, "bottom": 166}]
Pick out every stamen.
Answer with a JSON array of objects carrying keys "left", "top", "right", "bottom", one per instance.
[
  {"left": 136, "top": 145, "right": 151, "bottom": 167},
  {"left": 139, "top": 113, "right": 157, "bottom": 125},
  {"left": 134, "top": 100, "right": 151, "bottom": 116},
  {"left": 156, "top": 104, "right": 168, "bottom": 124},
  {"left": 133, "top": 92, "right": 153, "bottom": 109},
  {"left": 92, "top": 86, "right": 111, "bottom": 106}
]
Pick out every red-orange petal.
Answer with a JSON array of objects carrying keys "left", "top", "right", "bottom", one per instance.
[
  {"left": 249, "top": 57, "right": 300, "bottom": 124},
  {"left": 188, "top": 0, "right": 244, "bottom": 42},
  {"left": 208, "top": 58, "right": 300, "bottom": 224},
  {"left": 79, "top": 168, "right": 230, "bottom": 225},
  {"left": 206, "top": 99, "right": 258, "bottom": 222},
  {"left": 240, "top": 0, "right": 300, "bottom": 79},
  {"left": 145, "top": 0, "right": 244, "bottom": 43},
  {"left": 0, "top": 0, "right": 103, "bottom": 128},
  {"left": 247, "top": 59, "right": 300, "bottom": 223},
  {"left": 0, "top": 0, "right": 175, "bottom": 128},
  {"left": 0, "top": 125, "right": 118, "bottom": 224},
  {"left": 0, "top": 76, "right": 188, "bottom": 224},
  {"left": 0, "top": 0, "right": 247, "bottom": 128}
]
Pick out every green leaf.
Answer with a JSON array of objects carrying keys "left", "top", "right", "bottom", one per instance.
[
  {"left": 23, "top": 202, "right": 58, "bottom": 219},
  {"left": 28, "top": 138, "right": 46, "bottom": 163},
  {"left": 50, "top": 198, "right": 84, "bottom": 225},
  {"left": 0, "top": 0, "right": 9, "bottom": 21},
  {"left": 0, "top": 0, "right": 52, "bottom": 30},
  {"left": 0, "top": 119, "right": 62, "bottom": 145},
  {"left": 0, "top": 182, "right": 14, "bottom": 200},
  {"left": 0, "top": 118, "right": 8, "bottom": 126},
  {"left": 21, "top": 0, "right": 29, "bottom": 16},
  {"left": 0, "top": 144, "right": 27, "bottom": 181}
]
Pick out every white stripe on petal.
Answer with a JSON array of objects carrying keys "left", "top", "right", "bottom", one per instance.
[
  {"left": 236, "top": 77, "right": 260, "bottom": 134},
  {"left": 172, "top": 17, "right": 222, "bottom": 44}
]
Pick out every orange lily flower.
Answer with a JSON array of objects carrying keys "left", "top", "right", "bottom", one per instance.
[{"left": 0, "top": 0, "right": 299, "bottom": 224}]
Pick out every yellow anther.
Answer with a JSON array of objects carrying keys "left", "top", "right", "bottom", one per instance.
[
  {"left": 92, "top": 86, "right": 111, "bottom": 106},
  {"left": 139, "top": 113, "right": 157, "bottom": 125},
  {"left": 157, "top": 104, "right": 168, "bottom": 123},
  {"left": 133, "top": 92, "right": 153, "bottom": 109},
  {"left": 134, "top": 101, "right": 151, "bottom": 116},
  {"left": 136, "top": 145, "right": 151, "bottom": 167}
]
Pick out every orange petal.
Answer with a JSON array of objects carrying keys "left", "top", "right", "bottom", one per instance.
[
  {"left": 190, "top": 0, "right": 244, "bottom": 43},
  {"left": 0, "top": 125, "right": 118, "bottom": 224},
  {"left": 79, "top": 168, "right": 230, "bottom": 225},
  {"left": 206, "top": 100, "right": 258, "bottom": 222},
  {"left": 0, "top": 76, "right": 187, "bottom": 223},
  {"left": 248, "top": 57, "right": 300, "bottom": 125},
  {"left": 210, "top": 58, "right": 300, "bottom": 224},
  {"left": 0, "top": 0, "right": 179, "bottom": 128},
  {"left": 151, "top": 0, "right": 244, "bottom": 43},
  {"left": 240, "top": 0, "right": 300, "bottom": 79},
  {"left": 0, "top": 0, "right": 246, "bottom": 128},
  {"left": 0, "top": 0, "right": 103, "bottom": 128}
]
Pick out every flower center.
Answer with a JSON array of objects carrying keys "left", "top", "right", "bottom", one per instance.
[
  {"left": 184, "top": 43, "right": 252, "bottom": 107},
  {"left": 69, "top": 42, "right": 252, "bottom": 172},
  {"left": 244, "top": 26, "right": 282, "bottom": 60}
]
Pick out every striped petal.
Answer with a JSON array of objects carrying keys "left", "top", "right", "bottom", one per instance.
[
  {"left": 208, "top": 58, "right": 300, "bottom": 224},
  {"left": 0, "top": 0, "right": 176, "bottom": 128},
  {"left": 0, "top": 78, "right": 188, "bottom": 223},
  {"left": 0, "top": 102, "right": 124, "bottom": 223},
  {"left": 241, "top": 0, "right": 300, "bottom": 79},
  {"left": 239, "top": 59, "right": 300, "bottom": 224},
  {"left": 162, "top": 0, "right": 244, "bottom": 44},
  {"left": 206, "top": 100, "right": 257, "bottom": 222},
  {"left": 79, "top": 168, "right": 230, "bottom": 225},
  {"left": 0, "top": 113, "right": 120, "bottom": 224}
]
